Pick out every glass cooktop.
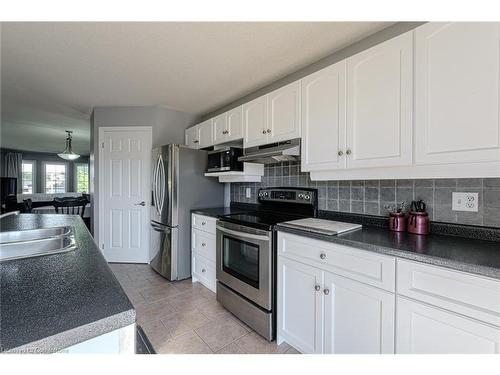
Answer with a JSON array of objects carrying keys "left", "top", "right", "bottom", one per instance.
[{"left": 219, "top": 211, "right": 309, "bottom": 231}]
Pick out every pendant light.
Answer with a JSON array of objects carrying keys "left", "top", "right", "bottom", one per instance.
[{"left": 57, "top": 130, "right": 80, "bottom": 161}]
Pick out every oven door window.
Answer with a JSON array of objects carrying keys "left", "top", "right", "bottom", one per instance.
[{"left": 222, "top": 235, "right": 259, "bottom": 289}]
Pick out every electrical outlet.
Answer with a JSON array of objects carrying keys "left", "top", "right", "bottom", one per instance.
[
  {"left": 452, "top": 192, "right": 479, "bottom": 212},
  {"left": 246, "top": 188, "right": 251, "bottom": 198}
]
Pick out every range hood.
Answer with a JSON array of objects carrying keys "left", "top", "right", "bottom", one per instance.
[{"left": 238, "top": 138, "right": 300, "bottom": 164}]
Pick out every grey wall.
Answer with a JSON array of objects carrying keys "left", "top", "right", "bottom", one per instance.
[
  {"left": 0, "top": 148, "right": 89, "bottom": 193},
  {"left": 200, "top": 22, "right": 425, "bottom": 121},
  {"left": 231, "top": 162, "right": 500, "bottom": 228},
  {"left": 90, "top": 105, "right": 198, "bottom": 235}
]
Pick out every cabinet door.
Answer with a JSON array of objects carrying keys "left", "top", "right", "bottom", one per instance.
[
  {"left": 396, "top": 297, "right": 500, "bottom": 354},
  {"left": 226, "top": 106, "right": 243, "bottom": 141},
  {"left": 346, "top": 31, "right": 413, "bottom": 169},
  {"left": 198, "top": 119, "right": 214, "bottom": 149},
  {"left": 185, "top": 126, "right": 199, "bottom": 149},
  {"left": 301, "top": 62, "right": 346, "bottom": 172},
  {"left": 243, "top": 96, "right": 268, "bottom": 148},
  {"left": 267, "top": 81, "right": 301, "bottom": 143},
  {"left": 213, "top": 113, "right": 228, "bottom": 145},
  {"left": 278, "top": 256, "right": 323, "bottom": 354},
  {"left": 324, "top": 272, "right": 395, "bottom": 354},
  {"left": 415, "top": 22, "right": 500, "bottom": 165}
]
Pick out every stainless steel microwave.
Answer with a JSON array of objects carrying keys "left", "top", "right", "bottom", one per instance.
[{"left": 207, "top": 147, "right": 244, "bottom": 173}]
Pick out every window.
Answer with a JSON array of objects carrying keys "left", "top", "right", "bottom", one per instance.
[
  {"left": 22, "top": 161, "right": 35, "bottom": 194},
  {"left": 44, "top": 163, "right": 67, "bottom": 193},
  {"left": 75, "top": 163, "right": 89, "bottom": 193}
]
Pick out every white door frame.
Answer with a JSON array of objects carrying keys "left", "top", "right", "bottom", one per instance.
[{"left": 97, "top": 126, "right": 152, "bottom": 263}]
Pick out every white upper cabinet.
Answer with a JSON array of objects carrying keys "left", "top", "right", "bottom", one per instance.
[
  {"left": 198, "top": 119, "right": 214, "bottom": 149},
  {"left": 346, "top": 30, "right": 413, "bottom": 169},
  {"left": 213, "top": 112, "right": 228, "bottom": 145},
  {"left": 323, "top": 272, "right": 395, "bottom": 354},
  {"left": 415, "top": 22, "right": 500, "bottom": 165},
  {"left": 267, "top": 81, "right": 301, "bottom": 143},
  {"left": 212, "top": 106, "right": 244, "bottom": 145},
  {"left": 301, "top": 61, "right": 347, "bottom": 172},
  {"left": 243, "top": 95, "right": 268, "bottom": 148},
  {"left": 226, "top": 106, "right": 243, "bottom": 141},
  {"left": 185, "top": 125, "right": 199, "bottom": 149}
]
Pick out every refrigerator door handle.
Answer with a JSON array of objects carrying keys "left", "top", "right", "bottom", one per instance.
[
  {"left": 151, "top": 222, "right": 172, "bottom": 233},
  {"left": 153, "top": 154, "right": 161, "bottom": 217},
  {"left": 158, "top": 153, "right": 165, "bottom": 215}
]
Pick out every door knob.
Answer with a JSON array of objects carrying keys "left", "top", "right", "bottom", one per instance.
[
  {"left": 135, "top": 201, "right": 146, "bottom": 206},
  {"left": 323, "top": 288, "right": 330, "bottom": 295},
  {"left": 320, "top": 253, "right": 327, "bottom": 260},
  {"left": 346, "top": 149, "right": 352, "bottom": 155},
  {"left": 314, "top": 284, "right": 321, "bottom": 291},
  {"left": 267, "top": 129, "right": 271, "bottom": 133},
  {"left": 338, "top": 150, "right": 344, "bottom": 156}
]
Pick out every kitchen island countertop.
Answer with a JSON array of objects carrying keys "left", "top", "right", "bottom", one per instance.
[{"left": 0, "top": 214, "right": 135, "bottom": 353}]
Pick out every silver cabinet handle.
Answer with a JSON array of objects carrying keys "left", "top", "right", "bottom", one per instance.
[
  {"left": 314, "top": 284, "right": 321, "bottom": 291},
  {"left": 320, "top": 253, "right": 327, "bottom": 260},
  {"left": 346, "top": 149, "right": 352, "bottom": 155},
  {"left": 202, "top": 268, "right": 206, "bottom": 273},
  {"left": 201, "top": 243, "right": 206, "bottom": 247},
  {"left": 135, "top": 201, "right": 146, "bottom": 206},
  {"left": 193, "top": 140, "right": 199, "bottom": 144},
  {"left": 267, "top": 129, "right": 271, "bottom": 133},
  {"left": 201, "top": 222, "right": 206, "bottom": 226},
  {"left": 324, "top": 288, "right": 330, "bottom": 295},
  {"left": 262, "top": 130, "right": 267, "bottom": 134},
  {"left": 338, "top": 150, "right": 344, "bottom": 156}
]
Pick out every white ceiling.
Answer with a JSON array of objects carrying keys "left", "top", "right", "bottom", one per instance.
[{"left": 1, "top": 22, "right": 393, "bottom": 153}]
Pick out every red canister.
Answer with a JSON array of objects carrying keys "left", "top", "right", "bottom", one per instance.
[
  {"left": 407, "top": 211, "right": 430, "bottom": 235},
  {"left": 389, "top": 212, "right": 407, "bottom": 232}
]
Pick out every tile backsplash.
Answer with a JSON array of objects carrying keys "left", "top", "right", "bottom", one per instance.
[{"left": 230, "top": 162, "right": 500, "bottom": 228}]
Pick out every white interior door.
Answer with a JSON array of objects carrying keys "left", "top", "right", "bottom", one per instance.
[{"left": 99, "top": 127, "right": 152, "bottom": 263}]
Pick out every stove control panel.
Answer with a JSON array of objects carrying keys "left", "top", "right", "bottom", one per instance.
[{"left": 258, "top": 188, "right": 316, "bottom": 205}]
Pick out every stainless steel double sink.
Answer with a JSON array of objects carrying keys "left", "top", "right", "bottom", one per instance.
[{"left": 0, "top": 226, "right": 77, "bottom": 262}]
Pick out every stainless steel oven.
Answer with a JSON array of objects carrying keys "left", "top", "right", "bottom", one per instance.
[{"left": 216, "top": 220, "right": 274, "bottom": 340}]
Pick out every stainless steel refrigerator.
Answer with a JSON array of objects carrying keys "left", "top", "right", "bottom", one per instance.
[{"left": 150, "top": 144, "right": 224, "bottom": 280}]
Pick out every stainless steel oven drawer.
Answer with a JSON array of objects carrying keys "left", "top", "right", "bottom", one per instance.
[{"left": 217, "top": 282, "right": 273, "bottom": 341}]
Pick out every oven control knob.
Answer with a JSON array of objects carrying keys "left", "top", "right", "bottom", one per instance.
[
  {"left": 263, "top": 192, "right": 269, "bottom": 197},
  {"left": 304, "top": 194, "right": 310, "bottom": 200},
  {"left": 298, "top": 193, "right": 304, "bottom": 199}
]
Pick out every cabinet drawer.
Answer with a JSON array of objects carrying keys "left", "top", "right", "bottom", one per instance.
[
  {"left": 397, "top": 259, "right": 500, "bottom": 327},
  {"left": 192, "top": 229, "right": 216, "bottom": 262},
  {"left": 278, "top": 232, "right": 395, "bottom": 292},
  {"left": 192, "top": 253, "right": 216, "bottom": 292},
  {"left": 192, "top": 214, "right": 216, "bottom": 234}
]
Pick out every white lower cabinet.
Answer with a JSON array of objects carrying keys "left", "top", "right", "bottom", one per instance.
[
  {"left": 191, "top": 214, "right": 217, "bottom": 292},
  {"left": 277, "top": 232, "right": 395, "bottom": 354},
  {"left": 324, "top": 272, "right": 395, "bottom": 354},
  {"left": 277, "top": 257, "right": 324, "bottom": 354},
  {"left": 396, "top": 297, "right": 500, "bottom": 354}
]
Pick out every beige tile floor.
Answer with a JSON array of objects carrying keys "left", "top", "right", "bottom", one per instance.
[{"left": 109, "top": 263, "right": 300, "bottom": 354}]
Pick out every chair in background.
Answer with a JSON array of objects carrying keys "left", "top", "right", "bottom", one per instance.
[
  {"left": 22, "top": 199, "right": 33, "bottom": 213},
  {"left": 52, "top": 197, "right": 88, "bottom": 217}
]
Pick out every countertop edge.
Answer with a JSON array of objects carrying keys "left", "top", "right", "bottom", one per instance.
[
  {"left": 276, "top": 225, "right": 500, "bottom": 281},
  {"left": 4, "top": 308, "right": 136, "bottom": 354}
]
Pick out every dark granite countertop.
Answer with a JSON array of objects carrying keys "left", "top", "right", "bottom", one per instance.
[
  {"left": 277, "top": 223, "right": 500, "bottom": 280},
  {"left": 0, "top": 214, "right": 135, "bottom": 353}
]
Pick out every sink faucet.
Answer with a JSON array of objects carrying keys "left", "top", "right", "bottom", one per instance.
[{"left": 0, "top": 211, "right": 20, "bottom": 219}]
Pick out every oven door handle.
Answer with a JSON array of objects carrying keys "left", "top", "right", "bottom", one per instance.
[{"left": 216, "top": 225, "right": 270, "bottom": 241}]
